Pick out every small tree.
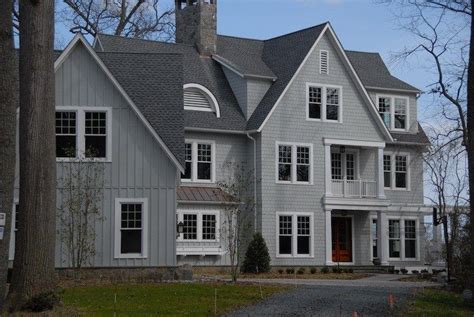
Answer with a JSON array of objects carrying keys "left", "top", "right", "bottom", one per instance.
[
  {"left": 242, "top": 232, "right": 271, "bottom": 274},
  {"left": 218, "top": 162, "right": 256, "bottom": 283},
  {"left": 57, "top": 149, "right": 105, "bottom": 269}
]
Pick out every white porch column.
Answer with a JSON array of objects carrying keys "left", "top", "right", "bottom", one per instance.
[
  {"left": 325, "top": 209, "right": 333, "bottom": 265},
  {"left": 377, "top": 210, "right": 389, "bottom": 265},
  {"left": 376, "top": 147, "right": 386, "bottom": 199},
  {"left": 325, "top": 144, "right": 332, "bottom": 196}
]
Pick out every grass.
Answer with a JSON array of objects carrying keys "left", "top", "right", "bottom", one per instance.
[
  {"left": 60, "top": 283, "right": 289, "bottom": 316},
  {"left": 403, "top": 288, "right": 474, "bottom": 317}
]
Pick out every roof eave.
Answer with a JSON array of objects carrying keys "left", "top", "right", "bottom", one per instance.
[{"left": 365, "top": 86, "right": 421, "bottom": 94}]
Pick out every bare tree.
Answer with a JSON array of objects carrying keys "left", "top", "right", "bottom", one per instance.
[
  {"left": 57, "top": 150, "right": 105, "bottom": 269},
  {"left": 60, "top": 0, "right": 175, "bottom": 40},
  {"left": 6, "top": 0, "right": 57, "bottom": 311},
  {"left": 218, "top": 163, "right": 255, "bottom": 283},
  {"left": 0, "top": 0, "right": 18, "bottom": 310}
]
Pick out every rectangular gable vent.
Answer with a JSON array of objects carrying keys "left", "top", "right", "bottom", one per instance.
[{"left": 320, "top": 50, "right": 328, "bottom": 74}]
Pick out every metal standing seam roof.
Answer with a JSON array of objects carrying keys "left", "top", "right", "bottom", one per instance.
[{"left": 177, "top": 186, "right": 239, "bottom": 204}]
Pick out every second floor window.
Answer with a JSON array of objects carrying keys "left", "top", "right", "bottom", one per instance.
[
  {"left": 377, "top": 95, "right": 408, "bottom": 131},
  {"left": 277, "top": 143, "right": 312, "bottom": 184},
  {"left": 307, "top": 84, "right": 342, "bottom": 122},
  {"left": 56, "top": 108, "right": 110, "bottom": 160},
  {"left": 181, "top": 141, "right": 215, "bottom": 183},
  {"left": 384, "top": 153, "right": 409, "bottom": 190}
]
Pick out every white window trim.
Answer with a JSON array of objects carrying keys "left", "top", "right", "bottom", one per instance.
[
  {"left": 306, "top": 83, "right": 343, "bottom": 123},
  {"left": 114, "top": 198, "right": 149, "bottom": 259},
  {"left": 183, "top": 83, "right": 221, "bottom": 118},
  {"left": 177, "top": 209, "right": 220, "bottom": 242},
  {"left": 56, "top": 106, "right": 112, "bottom": 163},
  {"left": 8, "top": 201, "right": 19, "bottom": 261},
  {"left": 319, "top": 50, "right": 329, "bottom": 74},
  {"left": 387, "top": 216, "right": 420, "bottom": 262},
  {"left": 275, "top": 211, "right": 314, "bottom": 258},
  {"left": 181, "top": 139, "right": 216, "bottom": 184},
  {"left": 384, "top": 151, "right": 411, "bottom": 191},
  {"left": 375, "top": 94, "right": 410, "bottom": 132},
  {"left": 275, "top": 141, "right": 314, "bottom": 185}
]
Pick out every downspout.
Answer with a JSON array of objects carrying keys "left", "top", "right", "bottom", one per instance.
[{"left": 246, "top": 132, "right": 257, "bottom": 233}]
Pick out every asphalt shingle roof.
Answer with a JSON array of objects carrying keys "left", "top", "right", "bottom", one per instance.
[
  {"left": 97, "top": 51, "right": 185, "bottom": 167},
  {"left": 391, "top": 124, "right": 430, "bottom": 145},
  {"left": 96, "top": 34, "right": 247, "bottom": 131}
]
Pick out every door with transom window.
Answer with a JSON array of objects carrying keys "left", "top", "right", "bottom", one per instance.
[{"left": 331, "top": 217, "right": 353, "bottom": 263}]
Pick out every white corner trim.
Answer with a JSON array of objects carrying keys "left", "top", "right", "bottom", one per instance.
[
  {"left": 54, "top": 34, "right": 184, "bottom": 173},
  {"left": 184, "top": 83, "right": 221, "bottom": 118},
  {"left": 114, "top": 197, "right": 149, "bottom": 259}
]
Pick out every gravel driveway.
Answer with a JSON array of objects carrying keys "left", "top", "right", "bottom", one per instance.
[{"left": 228, "top": 275, "right": 437, "bottom": 317}]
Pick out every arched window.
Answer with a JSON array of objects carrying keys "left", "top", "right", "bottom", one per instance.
[{"left": 183, "top": 83, "right": 220, "bottom": 118}]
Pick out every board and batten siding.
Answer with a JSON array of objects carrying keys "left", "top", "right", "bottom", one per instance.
[{"left": 47, "top": 43, "right": 178, "bottom": 267}]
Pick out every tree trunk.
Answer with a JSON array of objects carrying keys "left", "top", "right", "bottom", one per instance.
[
  {"left": 443, "top": 216, "right": 451, "bottom": 282},
  {"left": 468, "top": 4, "right": 474, "bottom": 297},
  {"left": 0, "top": 0, "right": 18, "bottom": 310},
  {"left": 7, "top": 0, "right": 56, "bottom": 310}
]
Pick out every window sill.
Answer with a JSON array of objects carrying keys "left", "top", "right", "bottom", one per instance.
[
  {"left": 275, "top": 254, "right": 314, "bottom": 259},
  {"left": 305, "top": 118, "right": 342, "bottom": 124},
  {"left": 57, "top": 158, "right": 111, "bottom": 163},
  {"left": 181, "top": 179, "right": 215, "bottom": 184},
  {"left": 177, "top": 239, "right": 219, "bottom": 243},
  {"left": 275, "top": 181, "right": 313, "bottom": 186},
  {"left": 385, "top": 187, "right": 410, "bottom": 192},
  {"left": 114, "top": 254, "right": 148, "bottom": 259},
  {"left": 388, "top": 258, "right": 419, "bottom": 262}
]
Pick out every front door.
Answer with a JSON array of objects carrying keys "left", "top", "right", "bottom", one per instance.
[{"left": 332, "top": 217, "right": 353, "bottom": 262}]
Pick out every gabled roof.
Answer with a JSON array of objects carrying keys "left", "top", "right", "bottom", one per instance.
[
  {"left": 95, "top": 33, "right": 247, "bottom": 132},
  {"left": 55, "top": 34, "right": 185, "bottom": 170},
  {"left": 346, "top": 51, "right": 420, "bottom": 92}
]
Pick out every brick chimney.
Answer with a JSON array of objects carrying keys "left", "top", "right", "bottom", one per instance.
[{"left": 175, "top": 0, "right": 217, "bottom": 56}]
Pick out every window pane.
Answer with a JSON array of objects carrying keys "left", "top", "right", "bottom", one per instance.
[
  {"left": 296, "top": 146, "right": 310, "bottom": 182},
  {"left": 202, "top": 214, "right": 216, "bottom": 240},
  {"left": 308, "top": 87, "right": 322, "bottom": 119},
  {"left": 278, "top": 145, "right": 292, "bottom": 181},
  {"left": 346, "top": 153, "right": 355, "bottom": 180},
  {"left": 331, "top": 153, "right": 342, "bottom": 180},
  {"left": 183, "top": 214, "right": 197, "bottom": 240},
  {"left": 394, "top": 98, "right": 407, "bottom": 129},
  {"left": 297, "top": 236, "right": 309, "bottom": 255},
  {"left": 383, "top": 155, "right": 391, "bottom": 188},
  {"left": 297, "top": 216, "right": 310, "bottom": 255},
  {"left": 56, "top": 136, "right": 77, "bottom": 158},
  {"left": 372, "top": 219, "right": 378, "bottom": 258},
  {"left": 197, "top": 144, "right": 212, "bottom": 180},
  {"left": 121, "top": 230, "right": 142, "bottom": 254},
  {"left": 326, "top": 88, "right": 339, "bottom": 121},
  {"left": 56, "top": 111, "right": 77, "bottom": 158},
  {"left": 405, "top": 220, "right": 416, "bottom": 239},
  {"left": 279, "top": 236, "right": 292, "bottom": 255},
  {"left": 395, "top": 173, "right": 407, "bottom": 188},
  {"left": 395, "top": 156, "right": 407, "bottom": 188},
  {"left": 389, "top": 220, "right": 400, "bottom": 258},
  {"left": 279, "top": 215, "right": 292, "bottom": 255},
  {"left": 85, "top": 112, "right": 107, "bottom": 158},
  {"left": 197, "top": 162, "right": 211, "bottom": 180},
  {"left": 405, "top": 240, "right": 416, "bottom": 258},
  {"left": 181, "top": 143, "right": 192, "bottom": 180},
  {"left": 378, "top": 97, "right": 391, "bottom": 128},
  {"left": 389, "top": 239, "right": 400, "bottom": 258},
  {"left": 121, "top": 204, "right": 142, "bottom": 229}
]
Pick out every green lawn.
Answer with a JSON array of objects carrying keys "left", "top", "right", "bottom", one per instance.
[
  {"left": 60, "top": 283, "right": 288, "bottom": 316},
  {"left": 404, "top": 289, "right": 474, "bottom": 317}
]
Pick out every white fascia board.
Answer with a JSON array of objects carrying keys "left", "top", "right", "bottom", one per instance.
[
  {"left": 54, "top": 34, "right": 185, "bottom": 173},
  {"left": 323, "top": 138, "right": 385, "bottom": 148}
]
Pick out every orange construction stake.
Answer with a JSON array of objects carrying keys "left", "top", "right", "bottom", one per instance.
[{"left": 388, "top": 294, "right": 395, "bottom": 309}]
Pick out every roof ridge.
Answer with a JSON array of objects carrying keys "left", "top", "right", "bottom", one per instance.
[
  {"left": 97, "top": 33, "right": 195, "bottom": 48},
  {"left": 97, "top": 51, "right": 183, "bottom": 56},
  {"left": 264, "top": 22, "right": 329, "bottom": 42},
  {"left": 217, "top": 34, "right": 264, "bottom": 42},
  {"left": 345, "top": 49, "right": 380, "bottom": 55}
]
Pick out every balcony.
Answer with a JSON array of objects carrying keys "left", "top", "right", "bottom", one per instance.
[{"left": 331, "top": 179, "right": 377, "bottom": 198}]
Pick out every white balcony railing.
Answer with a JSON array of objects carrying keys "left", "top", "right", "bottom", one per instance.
[{"left": 330, "top": 179, "right": 377, "bottom": 198}]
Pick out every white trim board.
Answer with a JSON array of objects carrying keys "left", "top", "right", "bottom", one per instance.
[
  {"left": 54, "top": 34, "right": 184, "bottom": 173},
  {"left": 256, "top": 23, "right": 394, "bottom": 142}
]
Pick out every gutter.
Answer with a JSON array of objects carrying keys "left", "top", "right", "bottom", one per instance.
[{"left": 246, "top": 132, "right": 258, "bottom": 233}]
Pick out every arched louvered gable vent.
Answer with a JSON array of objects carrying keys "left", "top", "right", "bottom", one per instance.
[{"left": 183, "top": 83, "right": 220, "bottom": 118}]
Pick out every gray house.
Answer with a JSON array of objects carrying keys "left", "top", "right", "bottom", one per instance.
[{"left": 10, "top": 0, "right": 431, "bottom": 269}]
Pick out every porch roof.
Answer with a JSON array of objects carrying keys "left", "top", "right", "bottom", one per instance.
[{"left": 177, "top": 186, "right": 239, "bottom": 205}]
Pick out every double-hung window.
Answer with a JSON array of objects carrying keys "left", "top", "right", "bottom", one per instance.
[
  {"left": 384, "top": 152, "right": 409, "bottom": 190},
  {"left": 177, "top": 210, "right": 219, "bottom": 241},
  {"left": 404, "top": 220, "right": 417, "bottom": 259},
  {"left": 56, "top": 107, "right": 111, "bottom": 160},
  {"left": 181, "top": 140, "right": 215, "bottom": 183},
  {"left": 307, "top": 84, "right": 342, "bottom": 122},
  {"left": 371, "top": 218, "right": 378, "bottom": 259},
  {"left": 114, "top": 198, "right": 148, "bottom": 259},
  {"left": 276, "top": 143, "right": 313, "bottom": 184},
  {"left": 277, "top": 213, "right": 313, "bottom": 257},
  {"left": 388, "top": 219, "right": 401, "bottom": 258},
  {"left": 377, "top": 95, "right": 409, "bottom": 131},
  {"left": 387, "top": 218, "right": 418, "bottom": 260}
]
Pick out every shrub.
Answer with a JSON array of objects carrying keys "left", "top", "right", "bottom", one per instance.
[
  {"left": 321, "top": 266, "right": 329, "bottom": 274},
  {"left": 241, "top": 232, "right": 271, "bottom": 273},
  {"left": 23, "top": 291, "right": 60, "bottom": 312},
  {"left": 421, "top": 269, "right": 429, "bottom": 274},
  {"left": 278, "top": 269, "right": 284, "bottom": 274},
  {"left": 286, "top": 268, "right": 295, "bottom": 274},
  {"left": 297, "top": 268, "right": 305, "bottom": 275},
  {"left": 394, "top": 269, "right": 400, "bottom": 274},
  {"left": 411, "top": 270, "right": 419, "bottom": 275},
  {"left": 310, "top": 267, "right": 317, "bottom": 274},
  {"left": 332, "top": 267, "right": 343, "bottom": 273},
  {"left": 345, "top": 268, "right": 354, "bottom": 273},
  {"left": 400, "top": 268, "right": 408, "bottom": 274}
]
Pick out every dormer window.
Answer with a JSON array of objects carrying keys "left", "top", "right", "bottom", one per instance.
[
  {"left": 183, "top": 83, "right": 220, "bottom": 117},
  {"left": 376, "top": 95, "right": 409, "bottom": 131}
]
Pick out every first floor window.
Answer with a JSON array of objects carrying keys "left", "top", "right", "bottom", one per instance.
[
  {"left": 371, "top": 219, "right": 378, "bottom": 259},
  {"left": 405, "top": 220, "right": 417, "bottom": 258},
  {"left": 181, "top": 141, "right": 214, "bottom": 182},
  {"left": 178, "top": 211, "right": 219, "bottom": 241},
  {"left": 115, "top": 199, "right": 148, "bottom": 258},
  {"left": 389, "top": 219, "right": 400, "bottom": 258},
  {"left": 277, "top": 213, "right": 312, "bottom": 257},
  {"left": 56, "top": 111, "right": 77, "bottom": 158},
  {"left": 277, "top": 143, "right": 312, "bottom": 184}
]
